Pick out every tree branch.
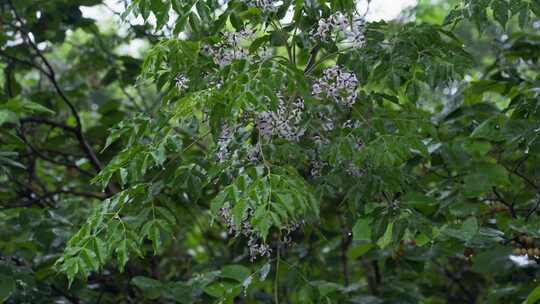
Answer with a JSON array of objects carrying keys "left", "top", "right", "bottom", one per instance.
[
  {"left": 7, "top": 0, "right": 116, "bottom": 194},
  {"left": 492, "top": 187, "right": 516, "bottom": 218},
  {"left": 16, "top": 128, "right": 94, "bottom": 177},
  {"left": 338, "top": 214, "right": 351, "bottom": 286}
]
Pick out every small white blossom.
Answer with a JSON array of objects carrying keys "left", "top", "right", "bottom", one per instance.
[
  {"left": 248, "top": 236, "right": 272, "bottom": 261},
  {"left": 257, "top": 47, "right": 274, "bottom": 61},
  {"left": 318, "top": 112, "right": 335, "bottom": 132},
  {"left": 257, "top": 111, "right": 274, "bottom": 138},
  {"left": 216, "top": 125, "right": 233, "bottom": 163},
  {"left": 315, "top": 12, "right": 366, "bottom": 48},
  {"left": 224, "top": 28, "right": 256, "bottom": 47},
  {"left": 246, "top": 145, "right": 260, "bottom": 163},
  {"left": 175, "top": 74, "right": 189, "bottom": 91},
  {"left": 312, "top": 66, "right": 359, "bottom": 107},
  {"left": 342, "top": 119, "right": 362, "bottom": 129},
  {"left": 256, "top": 94, "right": 305, "bottom": 141},
  {"left": 243, "top": 0, "right": 280, "bottom": 13},
  {"left": 203, "top": 28, "right": 255, "bottom": 67},
  {"left": 310, "top": 160, "right": 327, "bottom": 178},
  {"left": 346, "top": 163, "right": 362, "bottom": 177},
  {"left": 312, "top": 134, "right": 330, "bottom": 147},
  {"left": 219, "top": 200, "right": 275, "bottom": 261}
]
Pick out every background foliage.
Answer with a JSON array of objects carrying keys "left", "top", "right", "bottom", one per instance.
[{"left": 1, "top": 0, "right": 540, "bottom": 303}]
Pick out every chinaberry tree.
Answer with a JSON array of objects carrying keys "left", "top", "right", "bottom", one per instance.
[{"left": 2, "top": 0, "right": 540, "bottom": 303}]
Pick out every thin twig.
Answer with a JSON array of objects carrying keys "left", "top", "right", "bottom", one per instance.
[{"left": 492, "top": 187, "right": 517, "bottom": 218}]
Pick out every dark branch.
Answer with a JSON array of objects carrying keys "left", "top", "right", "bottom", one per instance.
[
  {"left": 7, "top": 0, "right": 116, "bottom": 194},
  {"left": 492, "top": 187, "right": 517, "bottom": 218}
]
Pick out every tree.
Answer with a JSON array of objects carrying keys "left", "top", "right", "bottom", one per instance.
[{"left": 1, "top": 0, "right": 540, "bottom": 303}]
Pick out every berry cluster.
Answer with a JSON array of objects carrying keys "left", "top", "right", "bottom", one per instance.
[
  {"left": 315, "top": 12, "right": 366, "bottom": 48},
  {"left": 511, "top": 235, "right": 540, "bottom": 259},
  {"left": 256, "top": 94, "right": 305, "bottom": 141},
  {"left": 312, "top": 66, "right": 359, "bottom": 107}
]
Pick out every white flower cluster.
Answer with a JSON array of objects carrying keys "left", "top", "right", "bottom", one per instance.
[
  {"left": 175, "top": 74, "right": 189, "bottom": 91},
  {"left": 310, "top": 160, "right": 327, "bottom": 178},
  {"left": 218, "top": 203, "right": 272, "bottom": 260},
  {"left": 342, "top": 119, "right": 360, "bottom": 129},
  {"left": 246, "top": 145, "right": 261, "bottom": 163},
  {"left": 312, "top": 66, "right": 359, "bottom": 107},
  {"left": 319, "top": 113, "right": 335, "bottom": 132},
  {"left": 202, "top": 28, "right": 255, "bottom": 67},
  {"left": 216, "top": 125, "right": 233, "bottom": 163},
  {"left": 315, "top": 12, "right": 366, "bottom": 48},
  {"left": 247, "top": 237, "right": 272, "bottom": 261},
  {"left": 346, "top": 163, "right": 362, "bottom": 177},
  {"left": 243, "top": 0, "right": 279, "bottom": 13},
  {"left": 224, "top": 28, "right": 256, "bottom": 47},
  {"left": 257, "top": 94, "right": 305, "bottom": 141}
]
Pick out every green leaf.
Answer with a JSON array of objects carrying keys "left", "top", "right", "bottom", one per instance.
[
  {"left": 518, "top": 4, "right": 530, "bottom": 28},
  {"left": 232, "top": 195, "right": 248, "bottom": 227},
  {"left": 347, "top": 243, "right": 373, "bottom": 259},
  {"left": 377, "top": 222, "right": 394, "bottom": 249},
  {"left": 64, "top": 258, "right": 79, "bottom": 287},
  {"left": 463, "top": 163, "right": 509, "bottom": 198},
  {"left": 219, "top": 265, "right": 250, "bottom": 282},
  {"left": 250, "top": 35, "right": 270, "bottom": 53},
  {"left": 461, "top": 217, "right": 478, "bottom": 241},
  {"left": 0, "top": 109, "right": 17, "bottom": 127},
  {"left": 471, "top": 115, "right": 506, "bottom": 141},
  {"left": 270, "top": 31, "right": 288, "bottom": 46},
  {"left": 0, "top": 265, "right": 14, "bottom": 302},
  {"left": 150, "top": 224, "right": 162, "bottom": 254},
  {"left": 531, "top": 1, "right": 540, "bottom": 17},
  {"left": 312, "top": 281, "right": 342, "bottom": 297},
  {"left": 80, "top": 247, "right": 100, "bottom": 271},
  {"left": 525, "top": 286, "right": 540, "bottom": 304},
  {"left": 260, "top": 263, "right": 271, "bottom": 281},
  {"left": 90, "top": 237, "right": 107, "bottom": 265},
  {"left": 5, "top": 98, "right": 54, "bottom": 115},
  {"left": 132, "top": 276, "right": 163, "bottom": 299},
  {"left": 352, "top": 218, "right": 372, "bottom": 241},
  {"left": 156, "top": 206, "right": 177, "bottom": 225},
  {"left": 116, "top": 239, "right": 129, "bottom": 272},
  {"left": 461, "top": 140, "right": 492, "bottom": 157},
  {"left": 164, "top": 282, "right": 194, "bottom": 304},
  {"left": 491, "top": 0, "right": 509, "bottom": 28},
  {"left": 472, "top": 246, "right": 512, "bottom": 275},
  {"left": 0, "top": 155, "right": 26, "bottom": 169}
]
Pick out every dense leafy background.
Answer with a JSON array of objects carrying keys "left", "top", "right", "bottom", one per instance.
[{"left": 1, "top": 0, "right": 540, "bottom": 303}]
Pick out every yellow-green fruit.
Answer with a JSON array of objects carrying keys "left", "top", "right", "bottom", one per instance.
[
  {"left": 534, "top": 248, "right": 540, "bottom": 257},
  {"left": 513, "top": 248, "right": 522, "bottom": 255},
  {"left": 521, "top": 248, "right": 528, "bottom": 255},
  {"left": 528, "top": 248, "right": 535, "bottom": 256}
]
